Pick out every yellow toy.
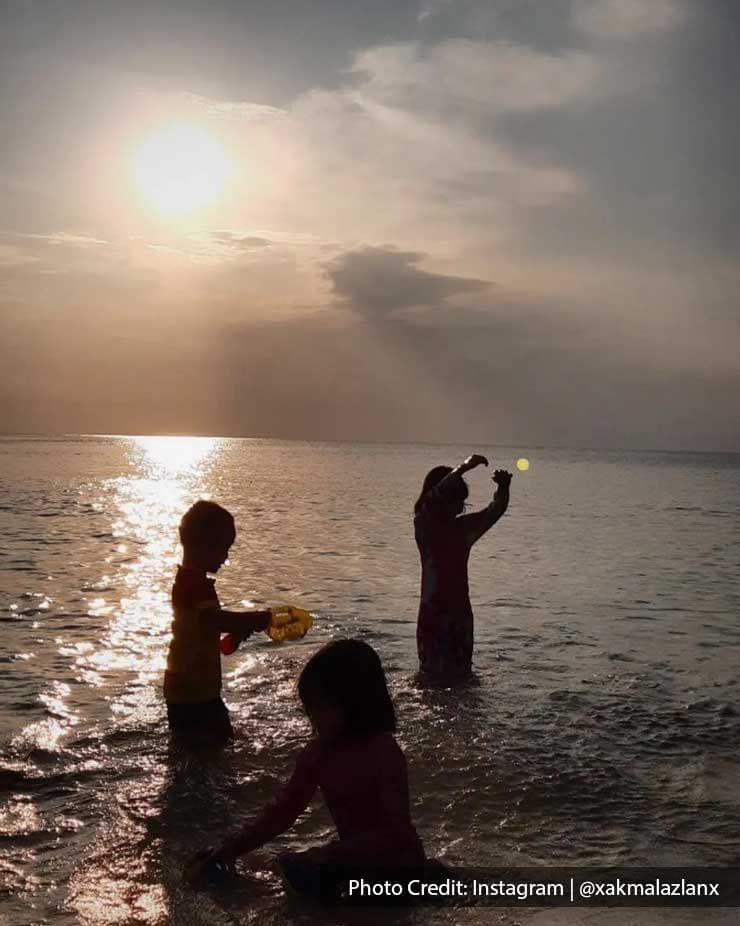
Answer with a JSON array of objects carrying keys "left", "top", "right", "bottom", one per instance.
[
  {"left": 265, "top": 605, "right": 313, "bottom": 642},
  {"left": 220, "top": 605, "right": 313, "bottom": 654}
]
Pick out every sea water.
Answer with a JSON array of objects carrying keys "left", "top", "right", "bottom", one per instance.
[{"left": 1, "top": 435, "right": 739, "bottom": 925}]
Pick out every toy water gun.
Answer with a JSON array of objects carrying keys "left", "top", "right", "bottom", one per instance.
[{"left": 220, "top": 605, "right": 313, "bottom": 654}]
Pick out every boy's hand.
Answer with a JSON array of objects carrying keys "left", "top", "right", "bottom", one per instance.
[
  {"left": 493, "top": 469, "right": 512, "bottom": 490},
  {"left": 202, "top": 606, "right": 271, "bottom": 635},
  {"left": 233, "top": 611, "right": 270, "bottom": 638},
  {"left": 462, "top": 454, "right": 489, "bottom": 472},
  {"left": 255, "top": 609, "right": 272, "bottom": 633}
]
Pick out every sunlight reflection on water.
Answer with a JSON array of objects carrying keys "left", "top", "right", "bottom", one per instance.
[
  {"left": 13, "top": 438, "right": 223, "bottom": 754},
  {"left": 82, "top": 438, "right": 222, "bottom": 680},
  {"left": 131, "top": 436, "right": 220, "bottom": 477}
]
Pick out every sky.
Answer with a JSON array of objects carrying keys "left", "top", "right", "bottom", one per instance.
[{"left": 1, "top": 0, "right": 738, "bottom": 450}]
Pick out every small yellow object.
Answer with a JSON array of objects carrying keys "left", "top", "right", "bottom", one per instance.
[
  {"left": 516, "top": 458, "right": 530, "bottom": 471},
  {"left": 266, "top": 605, "right": 313, "bottom": 643}
]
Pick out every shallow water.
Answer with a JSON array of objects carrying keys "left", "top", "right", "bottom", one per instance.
[{"left": 1, "top": 435, "right": 739, "bottom": 925}]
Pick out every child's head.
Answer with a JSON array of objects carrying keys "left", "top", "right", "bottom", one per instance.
[
  {"left": 414, "top": 465, "right": 468, "bottom": 517},
  {"left": 297, "top": 639, "right": 396, "bottom": 742},
  {"left": 179, "top": 500, "right": 236, "bottom": 573}
]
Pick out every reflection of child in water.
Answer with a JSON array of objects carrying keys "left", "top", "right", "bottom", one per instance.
[
  {"left": 163, "top": 501, "right": 271, "bottom": 739},
  {"left": 189, "top": 640, "right": 425, "bottom": 895},
  {"left": 414, "top": 455, "right": 512, "bottom": 679}
]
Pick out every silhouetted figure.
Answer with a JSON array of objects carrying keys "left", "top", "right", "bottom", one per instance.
[
  {"left": 164, "top": 501, "right": 271, "bottom": 740},
  {"left": 414, "top": 455, "right": 512, "bottom": 680},
  {"left": 186, "top": 640, "right": 425, "bottom": 898}
]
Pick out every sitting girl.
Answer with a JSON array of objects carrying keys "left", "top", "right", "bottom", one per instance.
[{"left": 187, "top": 639, "right": 425, "bottom": 896}]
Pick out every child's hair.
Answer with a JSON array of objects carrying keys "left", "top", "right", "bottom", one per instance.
[
  {"left": 414, "top": 465, "right": 468, "bottom": 515},
  {"left": 179, "top": 500, "right": 235, "bottom": 547},
  {"left": 298, "top": 639, "right": 396, "bottom": 737}
]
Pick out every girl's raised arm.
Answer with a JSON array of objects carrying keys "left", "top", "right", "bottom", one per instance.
[
  {"left": 416, "top": 454, "right": 488, "bottom": 515},
  {"left": 459, "top": 469, "right": 511, "bottom": 546}
]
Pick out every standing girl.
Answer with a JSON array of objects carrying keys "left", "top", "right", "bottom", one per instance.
[{"left": 414, "top": 454, "right": 512, "bottom": 679}]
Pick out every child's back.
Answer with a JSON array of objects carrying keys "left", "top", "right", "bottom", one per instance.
[{"left": 313, "top": 732, "right": 422, "bottom": 860}]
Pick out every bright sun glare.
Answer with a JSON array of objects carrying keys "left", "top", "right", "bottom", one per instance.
[
  {"left": 132, "top": 122, "right": 232, "bottom": 216},
  {"left": 133, "top": 436, "right": 220, "bottom": 474}
]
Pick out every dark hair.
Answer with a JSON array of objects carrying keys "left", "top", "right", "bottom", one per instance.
[
  {"left": 298, "top": 639, "right": 396, "bottom": 738},
  {"left": 413, "top": 465, "right": 468, "bottom": 515},
  {"left": 179, "top": 500, "right": 235, "bottom": 547}
]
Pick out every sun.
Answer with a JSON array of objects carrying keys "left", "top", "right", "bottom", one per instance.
[{"left": 132, "top": 122, "right": 232, "bottom": 216}]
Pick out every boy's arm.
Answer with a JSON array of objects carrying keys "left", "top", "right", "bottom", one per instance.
[
  {"left": 459, "top": 470, "right": 511, "bottom": 546},
  {"left": 199, "top": 606, "right": 271, "bottom": 635}
]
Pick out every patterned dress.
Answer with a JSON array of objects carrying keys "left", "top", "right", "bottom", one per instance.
[{"left": 415, "top": 473, "right": 507, "bottom": 678}]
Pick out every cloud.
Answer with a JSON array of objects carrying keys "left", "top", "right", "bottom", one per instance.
[
  {"left": 209, "top": 231, "right": 271, "bottom": 250},
  {"left": 182, "top": 93, "right": 287, "bottom": 122},
  {"left": 0, "top": 0, "right": 423, "bottom": 106},
  {"left": 494, "top": 2, "right": 739, "bottom": 261},
  {"left": 415, "top": 0, "right": 578, "bottom": 53},
  {"left": 323, "top": 246, "right": 490, "bottom": 319},
  {"left": 351, "top": 40, "right": 602, "bottom": 113},
  {"left": 572, "top": 0, "right": 686, "bottom": 37},
  {"left": 418, "top": 1, "right": 451, "bottom": 24},
  {"left": 2, "top": 231, "right": 111, "bottom": 248}
]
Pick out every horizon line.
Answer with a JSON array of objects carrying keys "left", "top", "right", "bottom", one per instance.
[{"left": 1, "top": 430, "right": 739, "bottom": 457}]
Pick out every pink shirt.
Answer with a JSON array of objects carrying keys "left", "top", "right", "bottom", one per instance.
[{"left": 238, "top": 733, "right": 425, "bottom": 864}]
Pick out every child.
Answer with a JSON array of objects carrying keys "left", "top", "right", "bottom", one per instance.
[
  {"left": 414, "top": 455, "right": 512, "bottom": 679},
  {"left": 164, "top": 500, "right": 271, "bottom": 739},
  {"left": 188, "top": 639, "right": 425, "bottom": 894}
]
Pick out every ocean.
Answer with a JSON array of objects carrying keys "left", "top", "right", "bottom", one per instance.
[{"left": 1, "top": 435, "right": 739, "bottom": 925}]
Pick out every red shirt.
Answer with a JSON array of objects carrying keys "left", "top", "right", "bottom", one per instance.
[{"left": 238, "top": 733, "right": 425, "bottom": 864}]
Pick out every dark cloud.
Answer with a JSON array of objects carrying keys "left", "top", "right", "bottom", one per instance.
[{"left": 323, "top": 246, "right": 490, "bottom": 318}]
